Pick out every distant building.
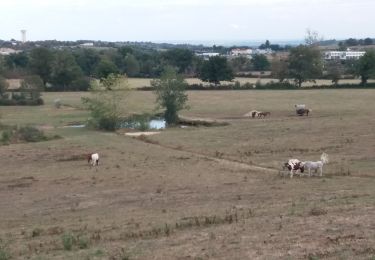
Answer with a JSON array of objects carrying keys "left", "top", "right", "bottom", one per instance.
[
  {"left": 253, "top": 48, "right": 273, "bottom": 55},
  {"left": 79, "top": 42, "right": 94, "bottom": 47},
  {"left": 196, "top": 52, "right": 220, "bottom": 60},
  {"left": 324, "top": 51, "right": 365, "bottom": 60},
  {"left": 0, "top": 48, "right": 20, "bottom": 55},
  {"left": 230, "top": 48, "right": 252, "bottom": 57}
]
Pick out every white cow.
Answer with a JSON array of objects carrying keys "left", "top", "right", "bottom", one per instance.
[
  {"left": 87, "top": 153, "right": 99, "bottom": 166},
  {"left": 302, "top": 153, "right": 329, "bottom": 177}
]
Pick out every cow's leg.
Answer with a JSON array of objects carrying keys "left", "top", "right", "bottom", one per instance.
[
  {"left": 320, "top": 167, "right": 323, "bottom": 176},
  {"left": 290, "top": 170, "right": 294, "bottom": 178}
]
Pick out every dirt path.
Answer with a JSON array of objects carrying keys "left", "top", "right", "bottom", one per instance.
[{"left": 131, "top": 134, "right": 279, "bottom": 174}]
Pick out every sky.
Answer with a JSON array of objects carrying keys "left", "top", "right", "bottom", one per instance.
[{"left": 1, "top": 0, "right": 374, "bottom": 44}]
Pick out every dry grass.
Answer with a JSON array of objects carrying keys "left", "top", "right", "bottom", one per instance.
[
  {"left": 126, "top": 77, "right": 375, "bottom": 88},
  {"left": 0, "top": 90, "right": 375, "bottom": 259}
]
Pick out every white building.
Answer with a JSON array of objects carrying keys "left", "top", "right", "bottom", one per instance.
[
  {"left": 196, "top": 52, "right": 220, "bottom": 60},
  {"left": 79, "top": 42, "right": 94, "bottom": 47},
  {"left": 230, "top": 48, "right": 252, "bottom": 56},
  {"left": 0, "top": 48, "right": 20, "bottom": 55},
  {"left": 324, "top": 51, "right": 365, "bottom": 60}
]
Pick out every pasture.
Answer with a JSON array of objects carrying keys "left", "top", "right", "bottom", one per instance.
[
  {"left": 126, "top": 77, "right": 375, "bottom": 89},
  {"left": 1, "top": 90, "right": 375, "bottom": 259}
]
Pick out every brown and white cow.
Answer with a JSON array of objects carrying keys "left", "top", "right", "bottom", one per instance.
[{"left": 283, "top": 159, "right": 304, "bottom": 178}]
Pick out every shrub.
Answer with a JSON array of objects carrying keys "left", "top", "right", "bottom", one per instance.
[
  {"left": 0, "top": 249, "right": 10, "bottom": 260},
  {"left": 1, "top": 130, "right": 12, "bottom": 144},
  {"left": 152, "top": 67, "right": 188, "bottom": 125},
  {"left": 62, "top": 233, "right": 75, "bottom": 251},
  {"left": 18, "top": 126, "right": 47, "bottom": 142},
  {"left": 77, "top": 235, "right": 89, "bottom": 249},
  {"left": 82, "top": 74, "right": 129, "bottom": 131}
]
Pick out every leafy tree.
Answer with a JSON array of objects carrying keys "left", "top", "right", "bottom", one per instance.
[
  {"left": 161, "top": 48, "right": 193, "bottom": 73},
  {"left": 20, "top": 75, "right": 44, "bottom": 100},
  {"left": 29, "top": 47, "right": 54, "bottom": 85},
  {"left": 199, "top": 56, "right": 234, "bottom": 85},
  {"left": 0, "top": 76, "right": 9, "bottom": 97},
  {"left": 123, "top": 54, "right": 140, "bottom": 76},
  {"left": 338, "top": 41, "right": 347, "bottom": 51},
  {"left": 74, "top": 49, "right": 100, "bottom": 76},
  {"left": 364, "top": 38, "right": 373, "bottom": 46},
  {"left": 5, "top": 52, "right": 29, "bottom": 69},
  {"left": 82, "top": 74, "right": 129, "bottom": 131},
  {"left": 305, "top": 28, "right": 323, "bottom": 46},
  {"left": 259, "top": 40, "right": 270, "bottom": 50},
  {"left": 95, "top": 58, "right": 119, "bottom": 79},
  {"left": 346, "top": 38, "right": 358, "bottom": 46},
  {"left": 356, "top": 50, "right": 375, "bottom": 85},
  {"left": 271, "top": 58, "right": 289, "bottom": 82},
  {"left": 229, "top": 56, "right": 252, "bottom": 73},
  {"left": 151, "top": 67, "right": 188, "bottom": 125},
  {"left": 252, "top": 54, "right": 270, "bottom": 71},
  {"left": 288, "top": 45, "right": 322, "bottom": 87},
  {"left": 51, "top": 50, "right": 85, "bottom": 91},
  {"left": 325, "top": 61, "right": 344, "bottom": 85}
]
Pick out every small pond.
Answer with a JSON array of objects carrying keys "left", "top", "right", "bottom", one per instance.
[{"left": 120, "top": 118, "right": 166, "bottom": 130}]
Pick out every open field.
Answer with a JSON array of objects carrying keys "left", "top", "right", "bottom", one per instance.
[
  {"left": 1, "top": 90, "right": 375, "bottom": 259},
  {"left": 126, "top": 77, "right": 375, "bottom": 89}
]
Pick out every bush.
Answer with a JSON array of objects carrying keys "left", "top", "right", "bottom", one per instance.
[
  {"left": 77, "top": 236, "right": 89, "bottom": 249},
  {"left": 18, "top": 126, "right": 47, "bottom": 142},
  {"left": 0, "top": 249, "right": 10, "bottom": 260},
  {"left": 62, "top": 233, "right": 75, "bottom": 251}
]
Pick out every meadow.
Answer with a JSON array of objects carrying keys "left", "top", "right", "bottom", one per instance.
[{"left": 0, "top": 90, "right": 375, "bottom": 259}]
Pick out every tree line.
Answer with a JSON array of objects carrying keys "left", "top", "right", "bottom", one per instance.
[{"left": 1, "top": 42, "right": 375, "bottom": 91}]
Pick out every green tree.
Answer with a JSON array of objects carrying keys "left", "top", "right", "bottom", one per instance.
[
  {"left": 199, "top": 56, "right": 234, "bottom": 85},
  {"left": 230, "top": 56, "right": 252, "bottom": 73},
  {"left": 95, "top": 58, "right": 119, "bottom": 79},
  {"left": 29, "top": 47, "right": 54, "bottom": 85},
  {"left": 252, "top": 54, "right": 270, "bottom": 71},
  {"left": 356, "top": 50, "right": 375, "bottom": 85},
  {"left": 5, "top": 52, "right": 29, "bottom": 69},
  {"left": 288, "top": 45, "right": 322, "bottom": 87},
  {"left": 20, "top": 75, "right": 44, "bottom": 100},
  {"left": 51, "top": 50, "right": 85, "bottom": 91},
  {"left": 82, "top": 74, "right": 129, "bottom": 131},
  {"left": 74, "top": 49, "right": 100, "bottom": 76},
  {"left": 0, "top": 76, "right": 9, "bottom": 97},
  {"left": 161, "top": 48, "right": 193, "bottom": 73},
  {"left": 364, "top": 38, "right": 373, "bottom": 46},
  {"left": 325, "top": 61, "right": 344, "bottom": 85},
  {"left": 123, "top": 54, "right": 140, "bottom": 77},
  {"left": 271, "top": 58, "right": 289, "bottom": 82},
  {"left": 151, "top": 67, "right": 188, "bottom": 125}
]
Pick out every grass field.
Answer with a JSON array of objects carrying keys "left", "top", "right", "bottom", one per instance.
[
  {"left": 126, "top": 77, "right": 375, "bottom": 89},
  {"left": 1, "top": 90, "right": 375, "bottom": 259}
]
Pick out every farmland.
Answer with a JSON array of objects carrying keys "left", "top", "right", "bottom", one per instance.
[{"left": 1, "top": 90, "right": 375, "bottom": 259}]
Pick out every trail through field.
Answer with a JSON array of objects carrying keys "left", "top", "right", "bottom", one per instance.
[{"left": 131, "top": 134, "right": 278, "bottom": 174}]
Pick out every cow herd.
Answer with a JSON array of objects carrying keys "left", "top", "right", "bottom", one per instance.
[{"left": 282, "top": 153, "right": 329, "bottom": 178}]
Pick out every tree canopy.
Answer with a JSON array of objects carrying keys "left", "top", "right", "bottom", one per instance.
[
  {"left": 199, "top": 56, "right": 234, "bottom": 85},
  {"left": 288, "top": 45, "right": 322, "bottom": 87},
  {"left": 152, "top": 67, "right": 188, "bottom": 125},
  {"left": 356, "top": 50, "right": 375, "bottom": 85}
]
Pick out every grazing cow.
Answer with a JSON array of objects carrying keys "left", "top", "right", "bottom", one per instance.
[
  {"left": 296, "top": 108, "right": 312, "bottom": 116},
  {"left": 295, "top": 104, "right": 312, "bottom": 116},
  {"left": 87, "top": 153, "right": 99, "bottom": 166},
  {"left": 302, "top": 153, "right": 329, "bottom": 177},
  {"left": 258, "top": 111, "right": 271, "bottom": 118},
  {"left": 283, "top": 159, "right": 305, "bottom": 178}
]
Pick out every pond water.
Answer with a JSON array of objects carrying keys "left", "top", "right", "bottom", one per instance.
[
  {"left": 63, "top": 124, "right": 86, "bottom": 128},
  {"left": 149, "top": 119, "right": 166, "bottom": 129},
  {"left": 121, "top": 118, "right": 166, "bottom": 130}
]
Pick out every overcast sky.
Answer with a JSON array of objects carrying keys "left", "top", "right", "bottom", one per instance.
[{"left": 1, "top": 0, "right": 374, "bottom": 44}]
